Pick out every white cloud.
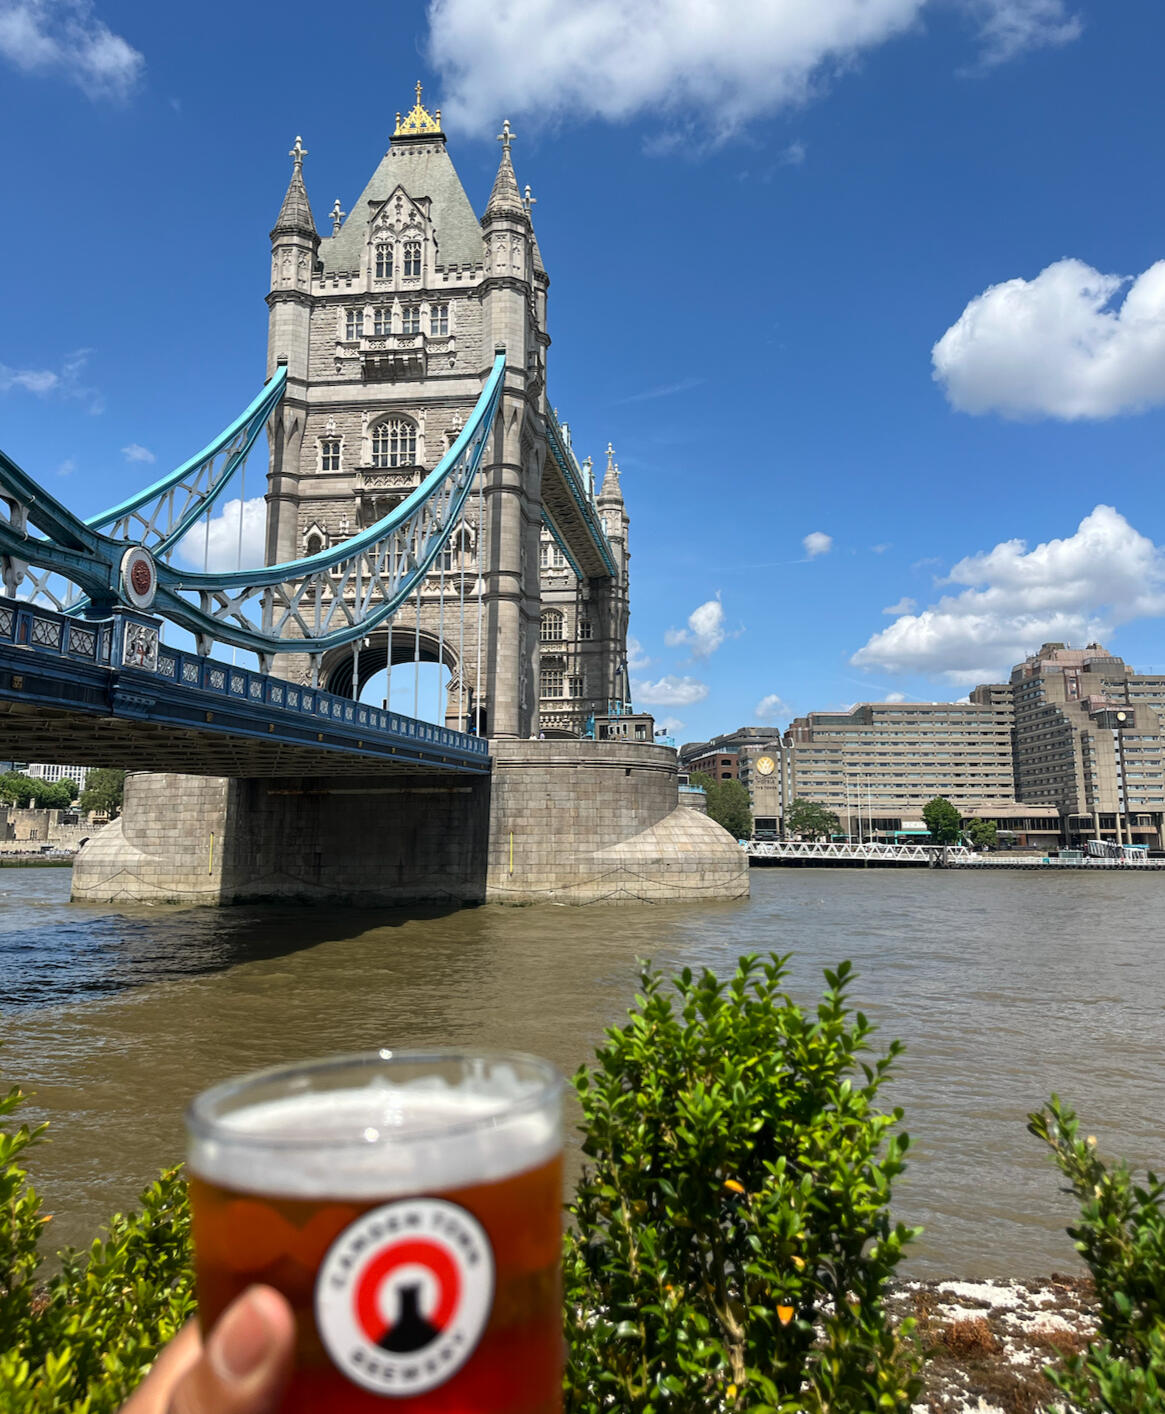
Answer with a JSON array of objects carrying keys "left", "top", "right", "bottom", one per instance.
[
  {"left": 121, "top": 442, "right": 155, "bottom": 464},
  {"left": 803, "top": 531, "right": 833, "bottom": 558},
  {"left": 883, "top": 596, "right": 917, "bottom": 615},
  {"left": 633, "top": 674, "right": 709, "bottom": 706},
  {"left": 655, "top": 715, "right": 685, "bottom": 734},
  {"left": 780, "top": 140, "right": 807, "bottom": 166},
  {"left": 664, "top": 596, "right": 729, "bottom": 658},
  {"left": 754, "top": 693, "right": 791, "bottom": 722},
  {"left": 427, "top": 0, "right": 1076, "bottom": 141},
  {"left": 627, "top": 636, "right": 652, "bottom": 670},
  {"left": 871, "top": 543, "right": 890, "bottom": 554},
  {"left": 174, "top": 496, "right": 267, "bottom": 574},
  {"left": 883, "top": 691, "right": 907, "bottom": 703},
  {"left": 933, "top": 258, "right": 1165, "bottom": 421},
  {"left": 851, "top": 505, "right": 1165, "bottom": 684},
  {"left": 0, "top": 0, "right": 144, "bottom": 98},
  {"left": 0, "top": 348, "right": 102, "bottom": 413},
  {"left": 56, "top": 457, "right": 75, "bottom": 477},
  {"left": 965, "top": 0, "right": 1081, "bottom": 68}
]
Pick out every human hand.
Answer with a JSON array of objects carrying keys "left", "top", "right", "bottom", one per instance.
[{"left": 120, "top": 1286, "right": 295, "bottom": 1414}]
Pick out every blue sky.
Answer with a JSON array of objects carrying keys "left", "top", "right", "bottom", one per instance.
[{"left": 3, "top": 0, "right": 1165, "bottom": 744}]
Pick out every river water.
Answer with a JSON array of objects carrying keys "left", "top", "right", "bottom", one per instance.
[{"left": 2, "top": 865, "right": 1163, "bottom": 1279}]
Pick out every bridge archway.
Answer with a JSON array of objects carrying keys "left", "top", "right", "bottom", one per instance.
[{"left": 322, "top": 628, "right": 480, "bottom": 733}]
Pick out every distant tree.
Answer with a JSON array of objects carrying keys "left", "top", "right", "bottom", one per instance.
[
  {"left": 0, "top": 773, "right": 76, "bottom": 810},
  {"left": 966, "top": 818, "right": 998, "bottom": 851},
  {"left": 79, "top": 768, "right": 125, "bottom": 819},
  {"left": 922, "top": 796, "right": 962, "bottom": 844},
  {"left": 0, "top": 772, "right": 35, "bottom": 808},
  {"left": 690, "top": 772, "right": 753, "bottom": 840},
  {"left": 785, "top": 797, "right": 841, "bottom": 841}
]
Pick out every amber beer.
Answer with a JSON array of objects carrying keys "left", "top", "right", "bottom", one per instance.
[{"left": 187, "top": 1051, "right": 564, "bottom": 1413}]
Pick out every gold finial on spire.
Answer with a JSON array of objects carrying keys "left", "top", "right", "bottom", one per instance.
[{"left": 394, "top": 81, "right": 444, "bottom": 138}]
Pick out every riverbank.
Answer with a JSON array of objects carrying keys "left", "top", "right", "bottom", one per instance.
[
  {"left": 0, "top": 855, "right": 74, "bottom": 867},
  {"left": 899, "top": 1276, "right": 1096, "bottom": 1413}
]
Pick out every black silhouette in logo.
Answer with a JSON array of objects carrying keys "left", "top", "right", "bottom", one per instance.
[{"left": 379, "top": 1284, "right": 440, "bottom": 1353}]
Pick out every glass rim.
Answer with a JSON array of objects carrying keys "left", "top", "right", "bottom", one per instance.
[{"left": 186, "top": 1047, "right": 564, "bottom": 1152}]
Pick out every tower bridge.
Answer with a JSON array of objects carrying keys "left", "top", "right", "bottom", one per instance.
[{"left": 0, "top": 90, "right": 746, "bottom": 907}]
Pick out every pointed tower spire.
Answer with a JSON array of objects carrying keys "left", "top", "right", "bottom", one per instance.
[
  {"left": 599, "top": 441, "right": 623, "bottom": 501},
  {"left": 272, "top": 136, "right": 318, "bottom": 238},
  {"left": 486, "top": 120, "right": 526, "bottom": 218}
]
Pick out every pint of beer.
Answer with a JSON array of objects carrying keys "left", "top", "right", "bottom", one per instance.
[{"left": 186, "top": 1051, "right": 564, "bottom": 1412}]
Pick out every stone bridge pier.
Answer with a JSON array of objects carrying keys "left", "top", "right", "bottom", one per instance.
[{"left": 71, "top": 743, "right": 748, "bottom": 906}]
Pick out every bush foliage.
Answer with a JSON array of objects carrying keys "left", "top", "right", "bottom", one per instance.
[
  {"left": 563, "top": 954, "right": 922, "bottom": 1413},
  {"left": 0, "top": 1083, "right": 194, "bottom": 1413},
  {"left": 1029, "top": 1096, "right": 1165, "bottom": 1412}
]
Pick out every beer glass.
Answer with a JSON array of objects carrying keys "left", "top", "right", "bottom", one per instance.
[{"left": 186, "top": 1050, "right": 564, "bottom": 1412}]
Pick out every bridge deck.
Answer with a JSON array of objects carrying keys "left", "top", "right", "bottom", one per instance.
[{"left": 0, "top": 597, "right": 489, "bottom": 778}]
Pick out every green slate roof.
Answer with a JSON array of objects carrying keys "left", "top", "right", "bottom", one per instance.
[{"left": 318, "top": 139, "right": 484, "bottom": 275}]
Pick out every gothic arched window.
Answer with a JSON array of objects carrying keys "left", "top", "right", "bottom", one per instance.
[
  {"left": 540, "top": 610, "right": 564, "bottom": 643},
  {"left": 404, "top": 241, "right": 422, "bottom": 278},
  {"left": 375, "top": 242, "right": 393, "bottom": 279},
  {"left": 305, "top": 532, "right": 324, "bottom": 556},
  {"left": 371, "top": 418, "right": 418, "bottom": 468}
]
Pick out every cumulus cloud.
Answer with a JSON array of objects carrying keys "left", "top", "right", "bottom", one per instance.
[
  {"left": 174, "top": 496, "right": 266, "bottom": 574},
  {"left": 627, "top": 636, "right": 652, "bottom": 670},
  {"left": 426, "top": 0, "right": 1075, "bottom": 139},
  {"left": 803, "top": 531, "right": 833, "bottom": 558},
  {"left": 851, "top": 505, "right": 1165, "bottom": 684},
  {"left": 121, "top": 442, "right": 155, "bottom": 464},
  {"left": 0, "top": 348, "right": 102, "bottom": 414},
  {"left": 655, "top": 715, "right": 685, "bottom": 734},
  {"left": 0, "top": 0, "right": 144, "bottom": 98},
  {"left": 883, "top": 691, "right": 907, "bottom": 702},
  {"left": 883, "top": 596, "right": 917, "bottom": 615},
  {"left": 933, "top": 258, "right": 1165, "bottom": 420},
  {"left": 755, "top": 693, "right": 791, "bottom": 722},
  {"left": 633, "top": 674, "right": 709, "bottom": 706},
  {"left": 665, "top": 596, "right": 729, "bottom": 658}
]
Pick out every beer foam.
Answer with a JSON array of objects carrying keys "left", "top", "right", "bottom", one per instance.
[{"left": 187, "top": 1085, "right": 560, "bottom": 1198}]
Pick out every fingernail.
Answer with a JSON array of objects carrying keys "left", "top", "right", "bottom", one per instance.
[{"left": 209, "top": 1287, "right": 284, "bottom": 1382}]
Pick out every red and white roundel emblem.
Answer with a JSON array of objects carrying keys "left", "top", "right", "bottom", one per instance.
[
  {"left": 120, "top": 546, "right": 157, "bottom": 610},
  {"left": 315, "top": 1199, "right": 494, "bottom": 1396}
]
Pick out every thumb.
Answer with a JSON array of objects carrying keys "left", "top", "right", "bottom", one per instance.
[{"left": 169, "top": 1286, "right": 295, "bottom": 1414}]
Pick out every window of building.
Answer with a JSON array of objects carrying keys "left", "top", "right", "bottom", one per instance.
[
  {"left": 540, "top": 610, "right": 564, "bottom": 642},
  {"left": 345, "top": 308, "right": 364, "bottom": 341},
  {"left": 371, "top": 418, "right": 417, "bottom": 468},
  {"left": 401, "top": 305, "right": 421, "bottom": 335},
  {"left": 404, "top": 241, "right": 422, "bottom": 278},
  {"left": 305, "top": 531, "right": 324, "bottom": 556},
  {"left": 577, "top": 619, "right": 593, "bottom": 641},
  {"left": 430, "top": 303, "right": 449, "bottom": 336},
  {"left": 374, "top": 243, "right": 393, "bottom": 279},
  {"left": 372, "top": 306, "right": 392, "bottom": 336},
  {"left": 540, "top": 669, "right": 564, "bottom": 698},
  {"left": 569, "top": 674, "right": 583, "bottom": 698},
  {"left": 320, "top": 439, "right": 341, "bottom": 471}
]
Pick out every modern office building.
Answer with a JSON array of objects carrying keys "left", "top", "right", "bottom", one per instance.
[
  {"left": 26, "top": 763, "right": 89, "bottom": 790},
  {"left": 1001, "top": 642, "right": 1165, "bottom": 847}
]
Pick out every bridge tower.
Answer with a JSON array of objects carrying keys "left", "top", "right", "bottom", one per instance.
[{"left": 263, "top": 88, "right": 627, "bottom": 739}]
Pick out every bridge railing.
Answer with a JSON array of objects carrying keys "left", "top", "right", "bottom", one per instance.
[{"left": 0, "top": 594, "right": 489, "bottom": 763}]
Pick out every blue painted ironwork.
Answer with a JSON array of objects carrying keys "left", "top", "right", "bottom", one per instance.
[
  {"left": 0, "top": 355, "right": 505, "bottom": 662},
  {"left": 544, "top": 408, "right": 617, "bottom": 578},
  {"left": 0, "top": 594, "right": 489, "bottom": 771}
]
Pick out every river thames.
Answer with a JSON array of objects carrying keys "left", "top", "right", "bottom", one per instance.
[{"left": 2, "top": 864, "right": 1163, "bottom": 1278}]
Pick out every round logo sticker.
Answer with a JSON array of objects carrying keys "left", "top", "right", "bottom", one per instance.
[{"left": 315, "top": 1199, "right": 494, "bottom": 1396}]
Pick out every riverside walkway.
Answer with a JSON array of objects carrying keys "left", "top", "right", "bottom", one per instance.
[{"left": 745, "top": 840, "right": 1165, "bottom": 869}]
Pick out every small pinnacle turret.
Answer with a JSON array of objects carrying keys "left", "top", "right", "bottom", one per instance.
[
  {"left": 485, "top": 120, "right": 526, "bottom": 218},
  {"left": 598, "top": 441, "right": 623, "bottom": 502},
  {"left": 272, "top": 136, "right": 318, "bottom": 238}
]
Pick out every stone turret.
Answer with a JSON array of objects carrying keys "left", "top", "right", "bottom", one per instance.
[{"left": 596, "top": 444, "right": 631, "bottom": 709}]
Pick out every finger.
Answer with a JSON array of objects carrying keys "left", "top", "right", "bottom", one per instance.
[
  {"left": 168, "top": 1286, "right": 296, "bottom": 1414},
  {"left": 121, "top": 1323, "right": 203, "bottom": 1414}
]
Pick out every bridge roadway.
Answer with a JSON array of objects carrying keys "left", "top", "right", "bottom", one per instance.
[{"left": 0, "top": 596, "right": 489, "bottom": 778}]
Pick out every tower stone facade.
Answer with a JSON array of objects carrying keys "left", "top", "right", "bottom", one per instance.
[{"left": 264, "top": 91, "right": 629, "bottom": 739}]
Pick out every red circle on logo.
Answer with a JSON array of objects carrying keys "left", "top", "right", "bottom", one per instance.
[
  {"left": 130, "top": 559, "right": 153, "bottom": 596},
  {"left": 352, "top": 1238, "right": 461, "bottom": 1346}
]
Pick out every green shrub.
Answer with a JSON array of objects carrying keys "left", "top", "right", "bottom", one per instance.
[
  {"left": 0, "top": 1081, "right": 194, "bottom": 1413},
  {"left": 1029, "top": 1096, "right": 1165, "bottom": 1413},
  {"left": 563, "top": 954, "right": 922, "bottom": 1413}
]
